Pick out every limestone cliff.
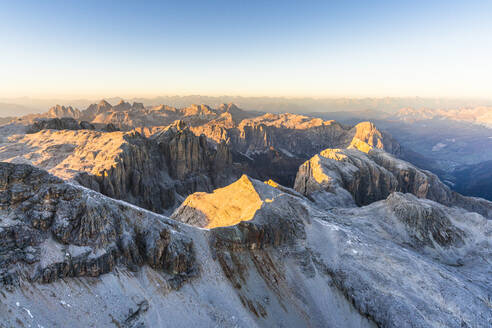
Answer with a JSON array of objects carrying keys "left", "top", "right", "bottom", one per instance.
[
  {"left": 294, "top": 147, "right": 492, "bottom": 218},
  {"left": 0, "top": 124, "right": 238, "bottom": 214},
  {"left": 47, "top": 105, "right": 81, "bottom": 119},
  {"left": 191, "top": 113, "right": 400, "bottom": 186},
  {"left": 76, "top": 124, "right": 237, "bottom": 214}
]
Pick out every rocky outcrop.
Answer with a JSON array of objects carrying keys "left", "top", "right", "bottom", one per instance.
[
  {"left": 6, "top": 100, "right": 492, "bottom": 327},
  {"left": 385, "top": 192, "right": 465, "bottom": 249},
  {"left": 154, "top": 121, "right": 233, "bottom": 182},
  {"left": 27, "top": 118, "right": 95, "bottom": 133},
  {"left": 73, "top": 101, "right": 253, "bottom": 128},
  {"left": 47, "top": 105, "right": 81, "bottom": 119},
  {"left": 172, "top": 175, "right": 267, "bottom": 228},
  {"left": 0, "top": 162, "right": 195, "bottom": 288},
  {"left": 183, "top": 178, "right": 317, "bottom": 249},
  {"left": 194, "top": 114, "right": 399, "bottom": 156},
  {"left": 295, "top": 147, "right": 492, "bottom": 218},
  {"left": 81, "top": 99, "right": 113, "bottom": 120},
  {"left": 191, "top": 113, "right": 401, "bottom": 186},
  {"left": 32, "top": 100, "right": 399, "bottom": 156},
  {"left": 75, "top": 125, "right": 237, "bottom": 214}
]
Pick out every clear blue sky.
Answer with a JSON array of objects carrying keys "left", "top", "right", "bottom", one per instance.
[{"left": 0, "top": 0, "right": 491, "bottom": 98}]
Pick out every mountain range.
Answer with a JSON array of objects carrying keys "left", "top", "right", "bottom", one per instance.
[{"left": 0, "top": 100, "right": 491, "bottom": 327}]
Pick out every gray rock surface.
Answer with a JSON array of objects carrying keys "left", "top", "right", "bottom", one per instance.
[
  {"left": 0, "top": 162, "right": 195, "bottom": 289},
  {"left": 295, "top": 147, "right": 492, "bottom": 218},
  {"left": 75, "top": 124, "right": 238, "bottom": 214},
  {"left": 27, "top": 118, "right": 95, "bottom": 133}
]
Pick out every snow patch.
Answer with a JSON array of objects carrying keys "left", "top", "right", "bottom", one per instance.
[
  {"left": 23, "top": 307, "right": 34, "bottom": 318},
  {"left": 60, "top": 300, "right": 72, "bottom": 308},
  {"left": 432, "top": 142, "right": 447, "bottom": 152}
]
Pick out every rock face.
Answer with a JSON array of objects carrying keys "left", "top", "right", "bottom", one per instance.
[
  {"left": 191, "top": 112, "right": 400, "bottom": 186},
  {"left": 0, "top": 123, "right": 238, "bottom": 214},
  {"left": 154, "top": 121, "right": 233, "bottom": 183},
  {"left": 172, "top": 175, "right": 272, "bottom": 228},
  {"left": 27, "top": 118, "right": 95, "bottom": 133},
  {"left": 75, "top": 124, "right": 237, "bottom": 214},
  {"left": 4, "top": 101, "right": 492, "bottom": 327},
  {"left": 47, "top": 105, "right": 81, "bottom": 119},
  {"left": 5, "top": 101, "right": 402, "bottom": 211},
  {"left": 0, "top": 162, "right": 195, "bottom": 288},
  {"left": 294, "top": 147, "right": 492, "bottom": 218},
  {"left": 193, "top": 113, "right": 400, "bottom": 157}
]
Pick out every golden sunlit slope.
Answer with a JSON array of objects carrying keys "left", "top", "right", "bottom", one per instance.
[
  {"left": 172, "top": 174, "right": 309, "bottom": 229},
  {"left": 0, "top": 129, "right": 130, "bottom": 180},
  {"left": 171, "top": 175, "right": 264, "bottom": 228}
]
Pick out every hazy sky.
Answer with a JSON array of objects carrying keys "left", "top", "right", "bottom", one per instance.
[{"left": 1, "top": 0, "right": 491, "bottom": 98}]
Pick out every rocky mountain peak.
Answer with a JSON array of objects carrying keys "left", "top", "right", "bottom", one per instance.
[
  {"left": 132, "top": 102, "right": 145, "bottom": 110},
  {"left": 172, "top": 175, "right": 264, "bottom": 228},
  {"left": 156, "top": 120, "right": 188, "bottom": 137},
  {"left": 218, "top": 103, "right": 241, "bottom": 113},
  {"left": 183, "top": 104, "right": 215, "bottom": 117},
  {"left": 113, "top": 100, "right": 132, "bottom": 111},
  {"left": 172, "top": 174, "right": 308, "bottom": 230},
  {"left": 47, "top": 105, "right": 81, "bottom": 119},
  {"left": 349, "top": 121, "right": 400, "bottom": 155},
  {"left": 295, "top": 147, "right": 492, "bottom": 217},
  {"left": 0, "top": 161, "right": 196, "bottom": 288},
  {"left": 97, "top": 99, "right": 112, "bottom": 109}
]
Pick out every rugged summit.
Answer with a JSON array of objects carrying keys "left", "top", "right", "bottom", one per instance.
[
  {"left": 27, "top": 117, "right": 95, "bottom": 133},
  {"left": 193, "top": 112, "right": 400, "bottom": 156},
  {"left": 294, "top": 147, "right": 492, "bottom": 218},
  {"left": 172, "top": 175, "right": 270, "bottom": 228},
  {"left": 190, "top": 111, "right": 400, "bottom": 185},
  {"left": 47, "top": 105, "right": 81, "bottom": 119}
]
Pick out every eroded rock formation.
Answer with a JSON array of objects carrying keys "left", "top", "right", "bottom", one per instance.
[
  {"left": 27, "top": 118, "right": 95, "bottom": 133},
  {"left": 294, "top": 147, "right": 492, "bottom": 218},
  {"left": 1, "top": 123, "right": 238, "bottom": 214},
  {"left": 0, "top": 162, "right": 195, "bottom": 288}
]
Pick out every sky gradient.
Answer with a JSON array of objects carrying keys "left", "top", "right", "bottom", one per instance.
[{"left": 0, "top": 0, "right": 491, "bottom": 98}]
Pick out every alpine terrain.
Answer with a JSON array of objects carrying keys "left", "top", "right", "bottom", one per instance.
[{"left": 0, "top": 101, "right": 491, "bottom": 327}]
